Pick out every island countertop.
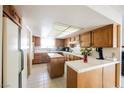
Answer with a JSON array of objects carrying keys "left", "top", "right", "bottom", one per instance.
[
  {"left": 66, "top": 57, "right": 120, "bottom": 73},
  {"left": 48, "top": 53, "right": 64, "bottom": 58}
]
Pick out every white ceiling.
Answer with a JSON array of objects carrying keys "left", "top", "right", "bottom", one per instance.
[
  {"left": 110, "top": 6, "right": 124, "bottom": 24},
  {"left": 16, "top": 5, "right": 116, "bottom": 38},
  {"left": 111, "top": 6, "right": 124, "bottom": 16}
]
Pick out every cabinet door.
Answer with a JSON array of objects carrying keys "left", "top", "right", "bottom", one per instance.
[
  {"left": 103, "top": 65, "right": 115, "bottom": 88},
  {"left": 80, "top": 32, "right": 91, "bottom": 48},
  {"left": 55, "top": 39, "right": 64, "bottom": 47},
  {"left": 65, "top": 38, "right": 70, "bottom": 47},
  {"left": 35, "top": 37, "right": 40, "bottom": 46},
  {"left": 67, "top": 55, "right": 70, "bottom": 61},
  {"left": 92, "top": 25, "right": 113, "bottom": 47},
  {"left": 77, "top": 68, "right": 103, "bottom": 88},
  {"left": 32, "top": 36, "right": 35, "bottom": 42},
  {"left": 70, "top": 55, "right": 74, "bottom": 60},
  {"left": 75, "top": 35, "right": 79, "bottom": 41}
]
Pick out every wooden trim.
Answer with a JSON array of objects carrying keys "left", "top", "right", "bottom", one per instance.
[
  {"left": 117, "top": 25, "right": 120, "bottom": 48},
  {"left": 115, "top": 63, "right": 120, "bottom": 87},
  {"left": 3, "top": 5, "right": 22, "bottom": 27}
]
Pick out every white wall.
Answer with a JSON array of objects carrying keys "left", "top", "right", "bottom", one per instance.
[
  {"left": 0, "top": 5, "right": 2, "bottom": 88},
  {"left": 32, "top": 30, "right": 41, "bottom": 37}
]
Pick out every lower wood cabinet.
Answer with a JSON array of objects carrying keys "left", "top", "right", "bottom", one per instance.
[
  {"left": 67, "top": 64, "right": 117, "bottom": 88},
  {"left": 47, "top": 57, "right": 65, "bottom": 78},
  {"left": 103, "top": 65, "right": 115, "bottom": 88},
  {"left": 32, "top": 53, "right": 49, "bottom": 64},
  {"left": 64, "top": 54, "right": 81, "bottom": 61},
  {"left": 67, "top": 66, "right": 102, "bottom": 88}
]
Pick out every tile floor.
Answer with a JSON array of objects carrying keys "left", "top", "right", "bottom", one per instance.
[
  {"left": 27, "top": 63, "right": 124, "bottom": 88},
  {"left": 27, "top": 63, "right": 66, "bottom": 88}
]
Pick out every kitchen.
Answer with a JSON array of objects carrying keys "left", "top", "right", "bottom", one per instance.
[
  {"left": 0, "top": 5, "right": 123, "bottom": 88},
  {"left": 31, "top": 23, "right": 120, "bottom": 88}
]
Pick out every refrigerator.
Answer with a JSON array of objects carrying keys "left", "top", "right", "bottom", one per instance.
[{"left": 2, "top": 17, "right": 24, "bottom": 88}]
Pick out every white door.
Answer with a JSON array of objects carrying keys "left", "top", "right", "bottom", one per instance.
[{"left": 3, "top": 17, "right": 19, "bottom": 88}]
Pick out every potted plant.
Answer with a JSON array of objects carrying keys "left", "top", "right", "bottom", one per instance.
[{"left": 80, "top": 48, "right": 92, "bottom": 63}]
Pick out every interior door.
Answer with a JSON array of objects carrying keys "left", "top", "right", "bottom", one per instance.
[{"left": 3, "top": 17, "right": 19, "bottom": 88}]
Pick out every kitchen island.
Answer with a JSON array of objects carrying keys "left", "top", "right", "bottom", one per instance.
[
  {"left": 47, "top": 53, "right": 65, "bottom": 78},
  {"left": 66, "top": 57, "right": 120, "bottom": 88}
]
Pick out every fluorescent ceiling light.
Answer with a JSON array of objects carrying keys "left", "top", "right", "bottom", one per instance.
[
  {"left": 50, "top": 22, "right": 81, "bottom": 38},
  {"left": 54, "top": 23, "right": 69, "bottom": 31},
  {"left": 65, "top": 27, "right": 80, "bottom": 33}
]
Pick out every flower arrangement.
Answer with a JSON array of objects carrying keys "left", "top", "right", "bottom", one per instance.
[{"left": 80, "top": 48, "right": 92, "bottom": 56}]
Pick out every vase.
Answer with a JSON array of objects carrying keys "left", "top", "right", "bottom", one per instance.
[{"left": 83, "top": 55, "right": 88, "bottom": 63}]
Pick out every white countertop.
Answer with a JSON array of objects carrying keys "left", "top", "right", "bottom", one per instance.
[
  {"left": 66, "top": 57, "right": 120, "bottom": 73},
  {"left": 48, "top": 53, "right": 64, "bottom": 58},
  {"left": 62, "top": 51, "right": 83, "bottom": 58},
  {"left": 34, "top": 50, "right": 83, "bottom": 57}
]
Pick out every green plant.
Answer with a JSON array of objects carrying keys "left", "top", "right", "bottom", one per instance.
[{"left": 80, "top": 48, "right": 92, "bottom": 56}]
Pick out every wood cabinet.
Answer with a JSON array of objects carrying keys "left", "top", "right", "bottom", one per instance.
[
  {"left": 103, "top": 65, "right": 115, "bottom": 88},
  {"left": 67, "top": 64, "right": 117, "bottom": 88},
  {"left": 92, "top": 25, "right": 114, "bottom": 47},
  {"left": 32, "top": 53, "right": 49, "bottom": 64},
  {"left": 80, "top": 32, "right": 91, "bottom": 48},
  {"left": 65, "top": 35, "right": 80, "bottom": 47},
  {"left": 47, "top": 53, "right": 65, "bottom": 78},
  {"left": 67, "top": 66, "right": 102, "bottom": 88},
  {"left": 55, "top": 39, "right": 65, "bottom": 47},
  {"left": 75, "top": 35, "right": 80, "bottom": 41},
  {"left": 64, "top": 38, "right": 70, "bottom": 47},
  {"left": 64, "top": 53, "right": 81, "bottom": 61},
  {"left": 32, "top": 36, "right": 41, "bottom": 46},
  {"left": 65, "top": 24, "right": 119, "bottom": 48}
]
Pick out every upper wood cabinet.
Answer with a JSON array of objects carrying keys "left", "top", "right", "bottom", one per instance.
[
  {"left": 64, "top": 24, "right": 119, "bottom": 48},
  {"left": 55, "top": 39, "right": 65, "bottom": 47},
  {"left": 80, "top": 32, "right": 91, "bottom": 48},
  {"left": 64, "top": 38, "right": 70, "bottom": 47},
  {"left": 92, "top": 24, "right": 118, "bottom": 48},
  {"left": 75, "top": 35, "right": 80, "bottom": 41},
  {"left": 32, "top": 36, "right": 41, "bottom": 46}
]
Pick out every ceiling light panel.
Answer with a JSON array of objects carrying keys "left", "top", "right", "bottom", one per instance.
[
  {"left": 65, "top": 27, "right": 80, "bottom": 33},
  {"left": 54, "top": 23, "right": 69, "bottom": 31}
]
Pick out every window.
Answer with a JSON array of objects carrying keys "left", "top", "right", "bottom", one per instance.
[{"left": 41, "top": 38, "right": 55, "bottom": 48}]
